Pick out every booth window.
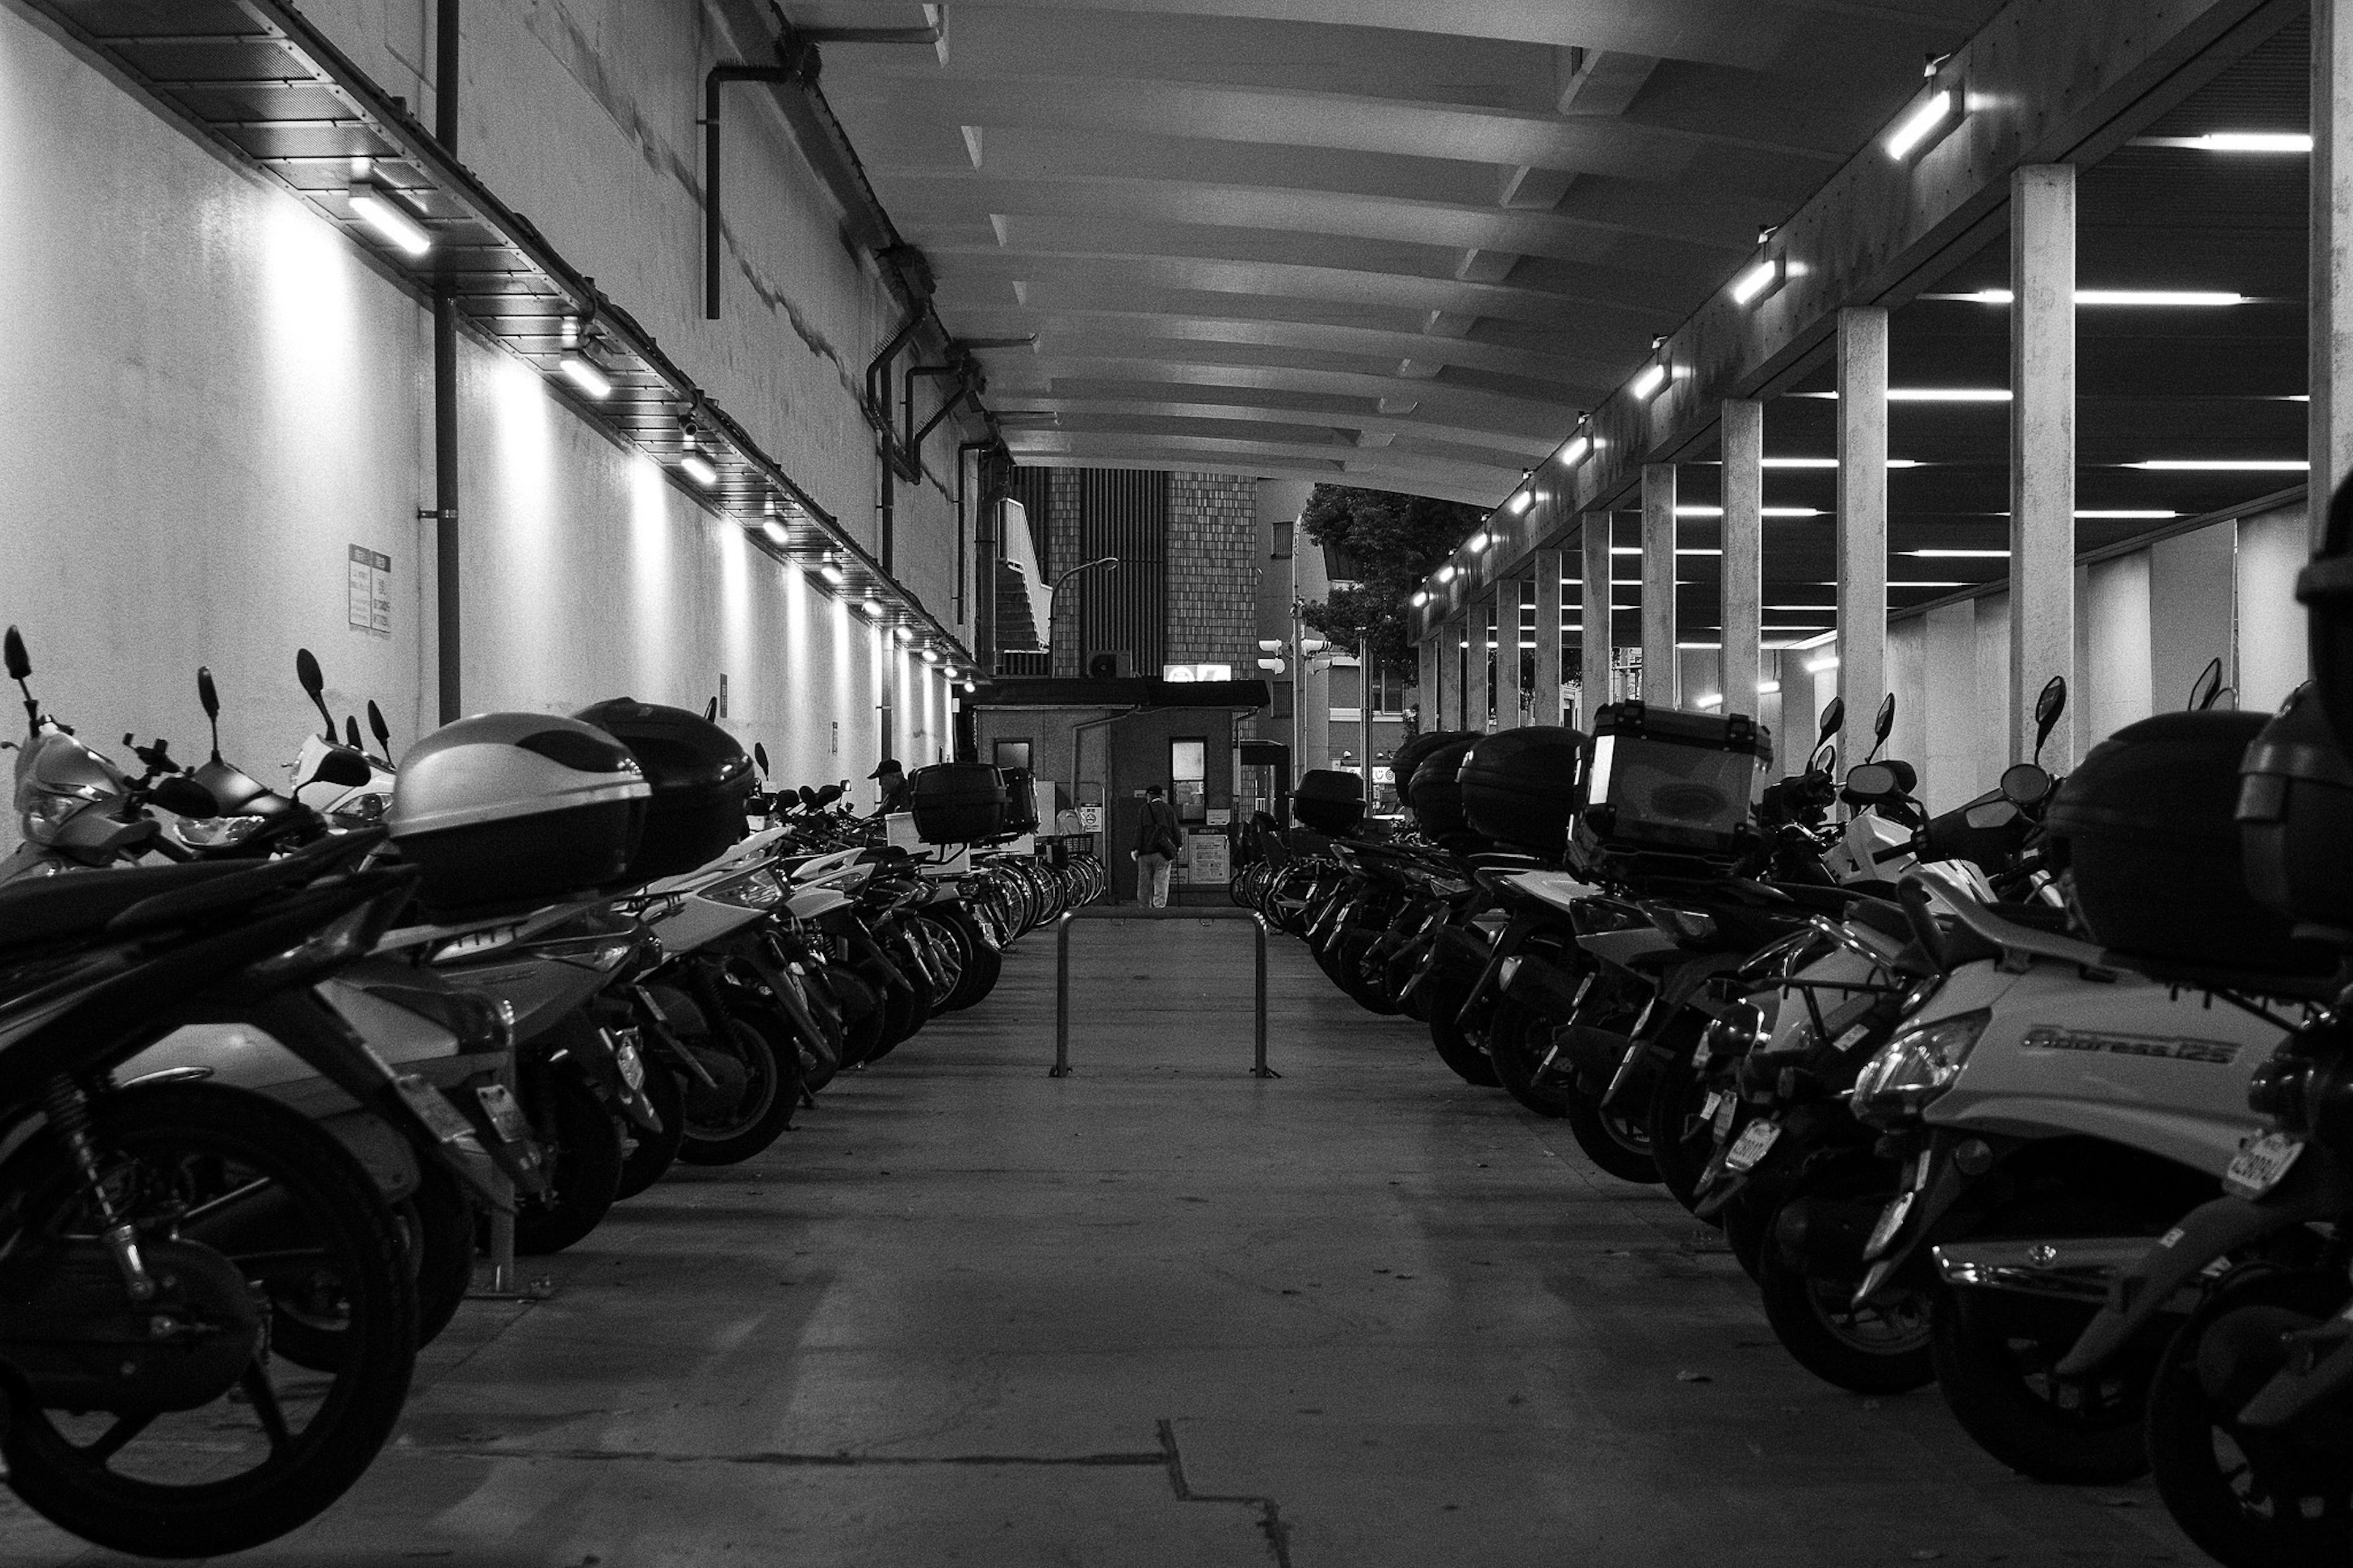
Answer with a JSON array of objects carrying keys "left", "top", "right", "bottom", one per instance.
[
  {"left": 1170, "top": 737, "right": 1207, "bottom": 823},
  {"left": 995, "top": 739, "right": 1033, "bottom": 772}
]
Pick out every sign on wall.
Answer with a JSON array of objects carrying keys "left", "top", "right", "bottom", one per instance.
[
  {"left": 1077, "top": 805, "right": 1103, "bottom": 831},
  {"left": 346, "top": 545, "right": 392, "bottom": 636}
]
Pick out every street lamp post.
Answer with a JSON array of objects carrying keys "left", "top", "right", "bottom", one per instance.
[{"left": 1045, "top": 556, "right": 1118, "bottom": 670}]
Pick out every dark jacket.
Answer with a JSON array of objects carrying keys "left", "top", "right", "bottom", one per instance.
[{"left": 1134, "top": 797, "right": 1181, "bottom": 859}]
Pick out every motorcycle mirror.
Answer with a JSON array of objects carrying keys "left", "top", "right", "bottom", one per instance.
[
  {"left": 366, "top": 700, "right": 392, "bottom": 757},
  {"left": 1963, "top": 798, "right": 2020, "bottom": 830},
  {"left": 798, "top": 784, "right": 817, "bottom": 809},
  {"left": 1865, "top": 693, "right": 1895, "bottom": 760},
  {"left": 2189, "top": 656, "right": 2226, "bottom": 711},
  {"left": 1844, "top": 762, "right": 1900, "bottom": 800},
  {"left": 196, "top": 665, "right": 223, "bottom": 762},
  {"left": 149, "top": 774, "right": 219, "bottom": 819},
  {"left": 344, "top": 715, "right": 363, "bottom": 751},
  {"left": 313, "top": 748, "right": 373, "bottom": 788},
  {"left": 1807, "top": 739, "right": 1838, "bottom": 778},
  {"left": 1882, "top": 759, "right": 1919, "bottom": 795},
  {"left": 2031, "top": 675, "right": 2067, "bottom": 763},
  {"left": 3, "top": 626, "right": 29, "bottom": 683},
  {"left": 817, "top": 783, "right": 844, "bottom": 806},
  {"left": 754, "top": 742, "right": 770, "bottom": 776},
  {"left": 1999, "top": 761, "right": 2053, "bottom": 806},
  {"left": 1816, "top": 696, "right": 1844, "bottom": 745},
  {"left": 294, "top": 648, "right": 336, "bottom": 740},
  {"left": 705, "top": 696, "right": 719, "bottom": 722}
]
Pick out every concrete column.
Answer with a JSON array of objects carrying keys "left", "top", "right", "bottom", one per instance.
[
  {"left": 2010, "top": 164, "right": 2077, "bottom": 763},
  {"left": 1416, "top": 634, "right": 1438, "bottom": 732},
  {"left": 1533, "top": 548, "right": 1564, "bottom": 727},
  {"left": 1837, "top": 307, "right": 1889, "bottom": 760},
  {"left": 1581, "top": 513, "right": 1613, "bottom": 711},
  {"left": 1720, "top": 398, "right": 1765, "bottom": 722},
  {"left": 1640, "top": 466, "right": 1678, "bottom": 705},
  {"left": 1435, "top": 619, "right": 1462, "bottom": 730},
  {"left": 2315, "top": 0, "right": 2353, "bottom": 548},
  {"left": 1465, "top": 594, "right": 1493, "bottom": 733},
  {"left": 1493, "top": 577, "right": 1527, "bottom": 727}
]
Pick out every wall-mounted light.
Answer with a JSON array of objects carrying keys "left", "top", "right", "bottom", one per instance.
[
  {"left": 1631, "top": 343, "right": 1670, "bottom": 401},
  {"left": 1410, "top": 589, "right": 1430, "bottom": 607},
  {"left": 1468, "top": 531, "right": 1491, "bottom": 552},
  {"left": 920, "top": 648, "right": 939, "bottom": 664},
  {"left": 1562, "top": 433, "right": 1591, "bottom": 467},
  {"left": 347, "top": 176, "right": 431, "bottom": 256},
  {"left": 1886, "top": 54, "right": 1965, "bottom": 162},
  {"left": 960, "top": 680, "right": 978, "bottom": 694},
  {"left": 1436, "top": 564, "right": 1457, "bottom": 584},
  {"left": 677, "top": 419, "right": 719, "bottom": 487},
  {"left": 893, "top": 627, "right": 914, "bottom": 644},
  {"left": 758, "top": 497, "right": 789, "bottom": 544},
  {"left": 820, "top": 557, "right": 847, "bottom": 586},
  {"left": 862, "top": 596, "right": 884, "bottom": 617},
  {"left": 1729, "top": 229, "right": 1786, "bottom": 307}
]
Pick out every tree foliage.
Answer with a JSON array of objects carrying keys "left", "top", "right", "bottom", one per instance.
[{"left": 1296, "top": 485, "right": 1484, "bottom": 675}]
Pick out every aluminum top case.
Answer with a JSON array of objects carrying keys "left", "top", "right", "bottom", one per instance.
[
  {"left": 1575, "top": 701, "right": 1770, "bottom": 860},
  {"left": 387, "top": 711, "right": 650, "bottom": 915}
]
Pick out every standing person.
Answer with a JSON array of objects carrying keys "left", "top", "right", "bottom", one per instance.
[{"left": 1132, "top": 784, "right": 1182, "bottom": 908}]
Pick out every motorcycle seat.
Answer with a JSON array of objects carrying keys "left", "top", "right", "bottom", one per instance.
[{"left": 0, "top": 861, "right": 254, "bottom": 952}]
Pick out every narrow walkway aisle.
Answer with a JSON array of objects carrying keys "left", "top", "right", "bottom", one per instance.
[{"left": 9, "top": 922, "right": 2180, "bottom": 1566}]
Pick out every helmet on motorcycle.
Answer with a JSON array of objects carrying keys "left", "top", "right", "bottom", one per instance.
[
  {"left": 388, "top": 713, "right": 650, "bottom": 914},
  {"left": 572, "top": 698, "right": 755, "bottom": 882},
  {"left": 14, "top": 728, "right": 156, "bottom": 862}
]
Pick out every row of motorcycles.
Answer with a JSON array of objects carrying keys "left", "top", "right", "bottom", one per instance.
[
  {"left": 0, "top": 628, "right": 1092, "bottom": 1556},
  {"left": 1254, "top": 483, "right": 2353, "bottom": 1568}
]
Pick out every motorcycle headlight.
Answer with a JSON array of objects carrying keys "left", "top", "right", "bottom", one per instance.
[
  {"left": 1851, "top": 1009, "right": 1990, "bottom": 1128},
  {"left": 706, "top": 868, "right": 785, "bottom": 909}
]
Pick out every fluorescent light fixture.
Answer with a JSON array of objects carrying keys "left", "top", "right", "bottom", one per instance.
[
  {"left": 1885, "top": 88, "right": 1954, "bottom": 160},
  {"left": 679, "top": 450, "right": 719, "bottom": 487},
  {"left": 1468, "top": 531, "right": 1491, "bottom": 552},
  {"left": 2074, "top": 509, "right": 2179, "bottom": 520},
  {"left": 920, "top": 648, "right": 939, "bottom": 664},
  {"left": 1436, "top": 564, "right": 1457, "bottom": 583},
  {"left": 1505, "top": 491, "right": 1533, "bottom": 516},
  {"left": 1760, "top": 456, "right": 1922, "bottom": 469},
  {"left": 1562, "top": 434, "right": 1591, "bottom": 466},
  {"left": 1730, "top": 254, "right": 1783, "bottom": 306},
  {"left": 862, "top": 597, "right": 884, "bottom": 616},
  {"left": 1695, "top": 693, "right": 1724, "bottom": 709},
  {"left": 1789, "top": 629, "right": 1840, "bottom": 650},
  {"left": 1677, "top": 642, "right": 1722, "bottom": 651},
  {"left": 1906, "top": 548, "right": 2010, "bottom": 558},
  {"left": 960, "top": 680, "right": 977, "bottom": 694},
  {"left": 558, "top": 349, "right": 614, "bottom": 399},
  {"left": 893, "top": 627, "right": 913, "bottom": 645},
  {"left": 1410, "top": 589, "right": 1430, "bottom": 607},
  {"left": 347, "top": 180, "right": 431, "bottom": 256},
  {"left": 2126, "top": 458, "right": 2308, "bottom": 471},
  {"left": 1886, "top": 580, "right": 1967, "bottom": 588},
  {"left": 819, "top": 559, "right": 846, "bottom": 586},
  {"left": 1629, "top": 361, "right": 1669, "bottom": 400},
  {"left": 1757, "top": 680, "right": 1781, "bottom": 695},
  {"left": 1765, "top": 604, "right": 1834, "bottom": 612},
  {"left": 1796, "top": 388, "right": 2010, "bottom": 401},
  {"left": 760, "top": 519, "right": 789, "bottom": 544},
  {"left": 2134, "top": 132, "right": 2311, "bottom": 153},
  {"left": 1805, "top": 653, "right": 1842, "bottom": 674},
  {"left": 1939, "top": 289, "right": 2249, "bottom": 307},
  {"left": 1673, "top": 505, "right": 1824, "bottom": 518}
]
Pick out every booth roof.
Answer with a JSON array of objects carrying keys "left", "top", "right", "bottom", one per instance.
[{"left": 971, "top": 678, "right": 1273, "bottom": 711}]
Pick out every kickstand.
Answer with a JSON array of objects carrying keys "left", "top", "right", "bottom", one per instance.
[{"left": 800, "top": 1085, "right": 818, "bottom": 1108}]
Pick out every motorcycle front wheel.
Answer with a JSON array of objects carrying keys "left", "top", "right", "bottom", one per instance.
[
  {"left": 512, "top": 1067, "right": 623, "bottom": 1256},
  {"left": 612, "top": 1060, "right": 687, "bottom": 1202},
  {"left": 676, "top": 1009, "right": 796, "bottom": 1165},
  {"left": 1487, "top": 999, "right": 1572, "bottom": 1120},
  {"left": 1930, "top": 1282, "right": 2151, "bottom": 1483},
  {"left": 0, "top": 1081, "right": 415, "bottom": 1559},
  {"left": 1754, "top": 1227, "right": 1933, "bottom": 1394}
]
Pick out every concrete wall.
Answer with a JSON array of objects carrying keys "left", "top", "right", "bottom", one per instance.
[{"left": 0, "top": 0, "right": 965, "bottom": 852}]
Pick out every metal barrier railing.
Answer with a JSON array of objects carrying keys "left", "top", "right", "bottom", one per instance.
[{"left": 1051, "top": 907, "right": 1277, "bottom": 1079}]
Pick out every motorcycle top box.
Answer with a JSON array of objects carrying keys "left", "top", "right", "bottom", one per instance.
[
  {"left": 1406, "top": 735, "right": 1482, "bottom": 844},
  {"left": 1576, "top": 701, "right": 1770, "bottom": 857},
  {"left": 2238, "top": 682, "right": 2353, "bottom": 937},
  {"left": 1459, "top": 726, "right": 1586, "bottom": 854},
  {"left": 2048, "top": 708, "right": 2335, "bottom": 979},
  {"left": 908, "top": 761, "right": 1009, "bottom": 844},
  {"left": 1293, "top": 768, "right": 1364, "bottom": 834},
  {"left": 999, "top": 767, "right": 1042, "bottom": 835},
  {"left": 387, "top": 712, "right": 651, "bottom": 914},
  {"left": 575, "top": 698, "right": 756, "bottom": 883}
]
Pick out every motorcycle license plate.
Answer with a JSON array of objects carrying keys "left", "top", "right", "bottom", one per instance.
[
  {"left": 2222, "top": 1132, "right": 2304, "bottom": 1200},
  {"left": 475, "top": 1082, "right": 532, "bottom": 1144},
  {"left": 1724, "top": 1119, "right": 1781, "bottom": 1173},
  {"left": 1711, "top": 1094, "right": 1738, "bottom": 1137},
  {"left": 1699, "top": 1090, "right": 1724, "bottom": 1124}
]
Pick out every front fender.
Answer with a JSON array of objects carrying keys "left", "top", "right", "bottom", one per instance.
[{"left": 2055, "top": 1147, "right": 2353, "bottom": 1379}]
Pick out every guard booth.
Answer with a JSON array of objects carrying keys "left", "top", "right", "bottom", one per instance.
[
  {"left": 1237, "top": 739, "right": 1290, "bottom": 828},
  {"left": 964, "top": 675, "right": 1271, "bottom": 905}
]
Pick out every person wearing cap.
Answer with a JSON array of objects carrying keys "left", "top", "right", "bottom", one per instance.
[{"left": 868, "top": 758, "right": 913, "bottom": 816}]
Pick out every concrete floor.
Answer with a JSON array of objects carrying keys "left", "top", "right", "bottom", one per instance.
[{"left": 4, "top": 920, "right": 2191, "bottom": 1566}]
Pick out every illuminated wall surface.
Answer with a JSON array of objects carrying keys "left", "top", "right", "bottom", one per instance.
[{"left": 0, "top": 0, "right": 963, "bottom": 850}]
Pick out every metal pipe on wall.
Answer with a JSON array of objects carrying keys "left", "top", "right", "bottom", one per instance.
[{"left": 432, "top": 0, "right": 461, "bottom": 725}]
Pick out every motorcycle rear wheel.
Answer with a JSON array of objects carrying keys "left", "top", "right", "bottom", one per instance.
[
  {"left": 0, "top": 1082, "right": 414, "bottom": 1559},
  {"left": 1930, "top": 1283, "right": 2151, "bottom": 1483},
  {"left": 513, "top": 1069, "right": 623, "bottom": 1256},
  {"left": 2145, "top": 1267, "right": 2352, "bottom": 1567}
]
